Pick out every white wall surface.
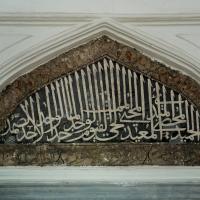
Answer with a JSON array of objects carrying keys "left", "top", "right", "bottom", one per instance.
[
  {"left": 0, "top": 0, "right": 200, "bottom": 14},
  {"left": 0, "top": 0, "right": 200, "bottom": 91}
]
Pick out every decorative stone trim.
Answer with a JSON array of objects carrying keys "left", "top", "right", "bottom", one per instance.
[{"left": 0, "top": 143, "right": 200, "bottom": 166}]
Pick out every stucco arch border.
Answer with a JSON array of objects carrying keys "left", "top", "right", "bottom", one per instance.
[
  {"left": 0, "top": 34, "right": 200, "bottom": 129},
  {"left": 0, "top": 21, "right": 200, "bottom": 165}
]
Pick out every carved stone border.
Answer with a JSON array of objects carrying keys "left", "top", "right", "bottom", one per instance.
[
  {"left": 0, "top": 143, "right": 200, "bottom": 166},
  {"left": 0, "top": 35, "right": 200, "bottom": 130}
]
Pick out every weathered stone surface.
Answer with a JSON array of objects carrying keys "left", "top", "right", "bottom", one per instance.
[
  {"left": 0, "top": 143, "right": 200, "bottom": 166},
  {"left": 0, "top": 36, "right": 200, "bottom": 130}
]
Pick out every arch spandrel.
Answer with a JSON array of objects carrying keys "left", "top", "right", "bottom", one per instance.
[
  {"left": 0, "top": 55, "right": 200, "bottom": 144},
  {"left": 0, "top": 36, "right": 200, "bottom": 165}
]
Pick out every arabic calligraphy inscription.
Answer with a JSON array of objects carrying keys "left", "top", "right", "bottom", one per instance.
[{"left": 0, "top": 57, "right": 199, "bottom": 143}]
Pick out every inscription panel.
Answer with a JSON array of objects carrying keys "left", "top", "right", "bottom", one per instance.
[{"left": 0, "top": 57, "right": 199, "bottom": 143}]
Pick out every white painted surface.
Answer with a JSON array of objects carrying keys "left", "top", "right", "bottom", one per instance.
[
  {"left": 0, "top": 166, "right": 200, "bottom": 184},
  {"left": 0, "top": 0, "right": 200, "bottom": 91},
  {"left": 0, "top": 0, "right": 200, "bottom": 14}
]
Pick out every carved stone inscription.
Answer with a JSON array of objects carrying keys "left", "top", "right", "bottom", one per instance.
[{"left": 0, "top": 56, "right": 200, "bottom": 143}]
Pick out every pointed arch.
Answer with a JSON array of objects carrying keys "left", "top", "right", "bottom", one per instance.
[{"left": 0, "top": 37, "right": 200, "bottom": 144}]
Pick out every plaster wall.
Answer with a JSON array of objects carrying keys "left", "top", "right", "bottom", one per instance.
[{"left": 0, "top": 0, "right": 200, "bottom": 91}]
